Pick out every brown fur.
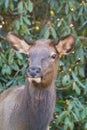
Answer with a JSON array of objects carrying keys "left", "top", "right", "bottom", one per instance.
[{"left": 0, "top": 33, "right": 75, "bottom": 130}]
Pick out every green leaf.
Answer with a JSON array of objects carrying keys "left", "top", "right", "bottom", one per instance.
[
  {"left": 2, "top": 64, "right": 11, "bottom": 75},
  {"left": 72, "top": 71, "right": 85, "bottom": 88},
  {"left": 23, "top": 17, "right": 31, "bottom": 25},
  {"left": 14, "top": 20, "right": 20, "bottom": 30},
  {"left": 27, "top": 0, "right": 33, "bottom": 12},
  {"left": 65, "top": 4, "right": 69, "bottom": 14},
  {"left": 18, "top": 1, "right": 23, "bottom": 13},
  {"left": 6, "top": 80, "right": 14, "bottom": 87},
  {"left": 8, "top": 54, "right": 14, "bottom": 65},
  {"left": 73, "top": 82, "right": 81, "bottom": 95},
  {"left": 84, "top": 123, "right": 87, "bottom": 130},
  {"left": 81, "top": 107, "right": 87, "bottom": 120},
  {"left": 64, "top": 117, "right": 74, "bottom": 130},
  {"left": 10, "top": 1, "right": 14, "bottom": 10},
  {"left": 6, "top": 65, "right": 11, "bottom": 75},
  {"left": 0, "top": 1, "right": 4, "bottom": 6},
  {"left": 50, "top": 27, "right": 57, "bottom": 39},
  {"left": 17, "top": 59, "right": 22, "bottom": 66},
  {"left": 20, "top": 16, "right": 23, "bottom": 25},
  {"left": 0, "top": 77, "right": 7, "bottom": 82},
  {"left": 5, "top": 0, "right": 9, "bottom": 8},
  {"left": 71, "top": 111, "right": 79, "bottom": 121},
  {"left": 12, "top": 62, "right": 19, "bottom": 71},
  {"left": 76, "top": 48, "right": 84, "bottom": 62},
  {"left": 44, "top": 28, "right": 50, "bottom": 39},
  {"left": 40, "top": 25, "right": 48, "bottom": 37},
  {"left": 57, "top": 20, "right": 62, "bottom": 27},
  {"left": 79, "top": 66, "right": 85, "bottom": 77},
  {"left": 62, "top": 74, "right": 70, "bottom": 85},
  {"left": 16, "top": 52, "right": 23, "bottom": 60},
  {"left": 78, "top": 6, "right": 83, "bottom": 16},
  {"left": 0, "top": 85, "right": 3, "bottom": 92},
  {"left": 57, "top": 111, "right": 68, "bottom": 124}
]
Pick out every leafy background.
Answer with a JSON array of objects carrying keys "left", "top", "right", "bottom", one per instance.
[{"left": 0, "top": 0, "right": 87, "bottom": 130}]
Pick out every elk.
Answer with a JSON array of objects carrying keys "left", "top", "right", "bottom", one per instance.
[{"left": 0, "top": 32, "right": 75, "bottom": 130}]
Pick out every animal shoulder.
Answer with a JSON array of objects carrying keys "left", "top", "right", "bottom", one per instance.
[{"left": 0, "top": 85, "right": 25, "bottom": 102}]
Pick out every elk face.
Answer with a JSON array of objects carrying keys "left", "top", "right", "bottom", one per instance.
[
  {"left": 26, "top": 39, "right": 59, "bottom": 85},
  {"left": 7, "top": 32, "right": 75, "bottom": 87}
]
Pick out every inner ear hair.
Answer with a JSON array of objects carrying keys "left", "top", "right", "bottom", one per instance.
[
  {"left": 65, "top": 45, "right": 74, "bottom": 53},
  {"left": 7, "top": 32, "right": 29, "bottom": 45},
  {"left": 58, "top": 34, "right": 75, "bottom": 42},
  {"left": 6, "top": 32, "right": 32, "bottom": 54}
]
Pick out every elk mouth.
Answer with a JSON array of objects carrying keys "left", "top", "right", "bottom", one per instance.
[{"left": 28, "top": 77, "right": 42, "bottom": 83}]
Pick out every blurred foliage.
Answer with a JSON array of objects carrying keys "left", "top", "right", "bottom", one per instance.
[{"left": 0, "top": 0, "right": 87, "bottom": 130}]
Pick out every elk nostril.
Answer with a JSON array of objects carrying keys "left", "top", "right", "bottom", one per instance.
[
  {"left": 28, "top": 67, "right": 41, "bottom": 77},
  {"left": 36, "top": 68, "right": 41, "bottom": 74}
]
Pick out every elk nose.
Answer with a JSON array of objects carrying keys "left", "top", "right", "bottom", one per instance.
[{"left": 28, "top": 67, "right": 41, "bottom": 78}]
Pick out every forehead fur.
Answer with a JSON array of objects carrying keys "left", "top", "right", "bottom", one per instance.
[
  {"left": 29, "top": 39, "right": 56, "bottom": 53},
  {"left": 35, "top": 39, "right": 54, "bottom": 46},
  {"left": 28, "top": 39, "right": 57, "bottom": 56}
]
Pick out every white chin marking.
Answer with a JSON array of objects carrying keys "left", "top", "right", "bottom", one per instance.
[{"left": 28, "top": 77, "right": 41, "bottom": 83}]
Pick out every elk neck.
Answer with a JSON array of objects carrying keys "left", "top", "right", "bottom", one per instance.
[{"left": 25, "top": 80, "right": 56, "bottom": 100}]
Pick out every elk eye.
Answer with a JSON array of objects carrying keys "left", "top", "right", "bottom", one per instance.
[
  {"left": 51, "top": 53, "right": 56, "bottom": 59},
  {"left": 26, "top": 54, "right": 29, "bottom": 58},
  {"left": 26, "top": 55, "right": 30, "bottom": 63},
  {"left": 26, "top": 53, "right": 30, "bottom": 58}
]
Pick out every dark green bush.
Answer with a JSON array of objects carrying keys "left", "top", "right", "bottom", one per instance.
[{"left": 0, "top": 0, "right": 87, "bottom": 129}]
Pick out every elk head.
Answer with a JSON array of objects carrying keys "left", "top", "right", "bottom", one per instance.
[{"left": 7, "top": 32, "right": 75, "bottom": 88}]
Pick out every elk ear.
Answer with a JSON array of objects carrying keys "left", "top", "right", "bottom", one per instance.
[
  {"left": 6, "top": 32, "right": 30, "bottom": 54},
  {"left": 56, "top": 34, "right": 75, "bottom": 57}
]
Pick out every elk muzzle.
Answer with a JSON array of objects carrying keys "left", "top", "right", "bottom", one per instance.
[{"left": 27, "top": 67, "right": 42, "bottom": 83}]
